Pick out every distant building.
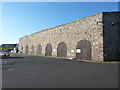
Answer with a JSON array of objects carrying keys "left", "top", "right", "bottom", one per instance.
[
  {"left": 0, "top": 45, "right": 2, "bottom": 48},
  {"left": 2, "top": 44, "right": 18, "bottom": 48}
]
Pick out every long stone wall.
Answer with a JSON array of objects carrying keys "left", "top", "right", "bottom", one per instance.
[{"left": 19, "top": 12, "right": 120, "bottom": 61}]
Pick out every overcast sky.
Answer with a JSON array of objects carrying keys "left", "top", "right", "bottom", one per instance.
[{"left": 1, "top": 2, "right": 119, "bottom": 45}]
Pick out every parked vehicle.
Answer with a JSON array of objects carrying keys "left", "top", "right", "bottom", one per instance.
[{"left": 0, "top": 50, "right": 10, "bottom": 57}]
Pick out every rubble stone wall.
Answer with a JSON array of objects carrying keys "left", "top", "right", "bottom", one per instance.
[{"left": 19, "top": 12, "right": 119, "bottom": 61}]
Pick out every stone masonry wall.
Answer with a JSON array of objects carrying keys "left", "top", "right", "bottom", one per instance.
[{"left": 19, "top": 12, "right": 104, "bottom": 61}]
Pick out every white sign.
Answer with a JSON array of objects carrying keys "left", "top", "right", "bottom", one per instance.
[
  {"left": 53, "top": 49, "right": 55, "bottom": 52},
  {"left": 71, "top": 50, "right": 74, "bottom": 53},
  {"left": 69, "top": 58, "right": 73, "bottom": 60},
  {"left": 76, "top": 49, "right": 81, "bottom": 53}
]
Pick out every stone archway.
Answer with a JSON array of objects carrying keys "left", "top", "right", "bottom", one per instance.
[
  {"left": 76, "top": 40, "right": 92, "bottom": 60},
  {"left": 37, "top": 44, "right": 42, "bottom": 55},
  {"left": 25, "top": 45, "right": 29, "bottom": 54},
  {"left": 30, "top": 45, "right": 34, "bottom": 55},
  {"left": 45, "top": 43, "right": 52, "bottom": 56},
  {"left": 57, "top": 42, "right": 67, "bottom": 57}
]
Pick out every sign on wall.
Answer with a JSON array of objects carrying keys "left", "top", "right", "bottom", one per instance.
[
  {"left": 53, "top": 49, "right": 55, "bottom": 52},
  {"left": 76, "top": 49, "right": 81, "bottom": 53},
  {"left": 71, "top": 50, "right": 74, "bottom": 53}
]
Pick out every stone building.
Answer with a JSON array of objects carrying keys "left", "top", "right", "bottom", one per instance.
[{"left": 19, "top": 11, "right": 120, "bottom": 61}]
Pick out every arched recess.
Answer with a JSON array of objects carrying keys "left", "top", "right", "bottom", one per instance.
[
  {"left": 25, "top": 45, "right": 29, "bottom": 54},
  {"left": 21, "top": 46, "right": 23, "bottom": 53},
  {"left": 76, "top": 39, "right": 92, "bottom": 60},
  {"left": 37, "top": 44, "right": 42, "bottom": 55},
  {"left": 30, "top": 45, "right": 34, "bottom": 55},
  {"left": 45, "top": 43, "right": 52, "bottom": 56},
  {"left": 57, "top": 42, "right": 67, "bottom": 57}
]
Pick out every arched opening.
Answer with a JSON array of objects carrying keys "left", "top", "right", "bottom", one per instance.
[
  {"left": 45, "top": 43, "right": 52, "bottom": 56},
  {"left": 25, "top": 45, "right": 29, "bottom": 54},
  {"left": 57, "top": 42, "right": 67, "bottom": 57},
  {"left": 76, "top": 40, "right": 92, "bottom": 60},
  {"left": 37, "top": 44, "right": 42, "bottom": 56},
  {"left": 30, "top": 45, "right": 34, "bottom": 55}
]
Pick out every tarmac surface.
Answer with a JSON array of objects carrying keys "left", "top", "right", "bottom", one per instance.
[{"left": 2, "top": 53, "right": 119, "bottom": 88}]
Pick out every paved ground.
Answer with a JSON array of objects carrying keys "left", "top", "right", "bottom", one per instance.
[{"left": 2, "top": 53, "right": 119, "bottom": 88}]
